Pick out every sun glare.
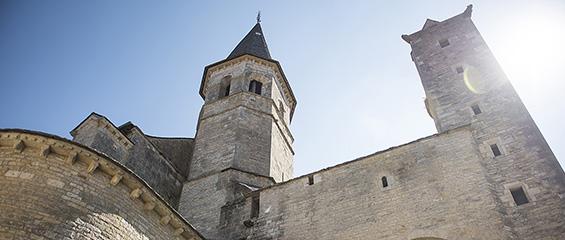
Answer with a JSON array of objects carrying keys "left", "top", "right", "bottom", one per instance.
[{"left": 489, "top": 6, "right": 565, "bottom": 99}]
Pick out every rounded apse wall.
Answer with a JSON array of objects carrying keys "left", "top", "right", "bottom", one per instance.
[{"left": 0, "top": 130, "right": 202, "bottom": 240}]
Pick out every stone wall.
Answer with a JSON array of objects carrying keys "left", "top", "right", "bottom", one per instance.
[
  {"left": 0, "top": 129, "right": 203, "bottom": 240},
  {"left": 71, "top": 113, "right": 132, "bottom": 162},
  {"left": 404, "top": 6, "right": 565, "bottom": 239},
  {"left": 190, "top": 59, "right": 294, "bottom": 182},
  {"left": 121, "top": 128, "right": 185, "bottom": 207},
  {"left": 72, "top": 114, "right": 185, "bottom": 208},
  {"left": 222, "top": 127, "right": 507, "bottom": 239},
  {"left": 180, "top": 56, "right": 296, "bottom": 239},
  {"left": 179, "top": 169, "right": 273, "bottom": 239},
  {"left": 270, "top": 122, "right": 293, "bottom": 182},
  {"left": 147, "top": 136, "right": 194, "bottom": 177},
  {"left": 269, "top": 70, "right": 294, "bottom": 181}
]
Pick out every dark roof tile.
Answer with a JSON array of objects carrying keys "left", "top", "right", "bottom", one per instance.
[{"left": 227, "top": 23, "right": 271, "bottom": 60}]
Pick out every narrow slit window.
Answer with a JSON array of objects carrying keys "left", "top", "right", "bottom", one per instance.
[
  {"left": 439, "top": 38, "right": 450, "bottom": 48},
  {"left": 471, "top": 104, "right": 482, "bottom": 115},
  {"left": 456, "top": 66, "right": 464, "bottom": 74},
  {"left": 510, "top": 187, "right": 529, "bottom": 206},
  {"left": 249, "top": 80, "right": 262, "bottom": 95},
  {"left": 307, "top": 175, "right": 314, "bottom": 185},
  {"left": 251, "top": 195, "right": 260, "bottom": 218},
  {"left": 381, "top": 176, "right": 389, "bottom": 188},
  {"left": 490, "top": 144, "right": 502, "bottom": 157}
]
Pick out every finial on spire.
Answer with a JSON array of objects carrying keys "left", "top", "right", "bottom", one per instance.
[{"left": 256, "top": 11, "right": 261, "bottom": 23}]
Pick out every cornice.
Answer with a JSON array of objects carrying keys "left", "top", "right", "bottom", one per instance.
[{"left": 199, "top": 54, "right": 297, "bottom": 120}]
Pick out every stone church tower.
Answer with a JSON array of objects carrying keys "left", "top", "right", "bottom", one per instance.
[
  {"left": 2, "top": 5, "right": 563, "bottom": 240},
  {"left": 402, "top": 5, "right": 565, "bottom": 238},
  {"left": 178, "top": 21, "right": 296, "bottom": 239}
]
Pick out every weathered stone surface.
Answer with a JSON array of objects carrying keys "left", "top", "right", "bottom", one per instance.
[
  {"left": 222, "top": 127, "right": 508, "bottom": 239},
  {"left": 189, "top": 59, "right": 294, "bottom": 182},
  {"left": 72, "top": 114, "right": 186, "bottom": 208},
  {"left": 179, "top": 169, "right": 273, "bottom": 239},
  {"left": 71, "top": 113, "right": 131, "bottom": 162},
  {"left": 0, "top": 130, "right": 203, "bottom": 240},
  {"left": 121, "top": 127, "right": 185, "bottom": 207},
  {"left": 405, "top": 5, "right": 565, "bottom": 239},
  {"left": 3, "top": 5, "right": 564, "bottom": 240},
  {"left": 180, "top": 54, "right": 295, "bottom": 239},
  {"left": 146, "top": 136, "right": 194, "bottom": 176},
  {"left": 215, "top": 6, "right": 564, "bottom": 240}
]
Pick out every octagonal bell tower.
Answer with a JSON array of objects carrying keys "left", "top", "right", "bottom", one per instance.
[{"left": 179, "top": 21, "right": 296, "bottom": 239}]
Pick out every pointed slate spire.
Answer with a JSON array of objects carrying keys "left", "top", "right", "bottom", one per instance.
[{"left": 227, "top": 22, "right": 272, "bottom": 60}]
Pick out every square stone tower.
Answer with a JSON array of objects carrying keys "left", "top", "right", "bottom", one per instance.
[
  {"left": 402, "top": 5, "right": 565, "bottom": 239},
  {"left": 179, "top": 22, "right": 296, "bottom": 239}
]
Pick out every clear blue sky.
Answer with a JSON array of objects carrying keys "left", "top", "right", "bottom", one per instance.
[{"left": 1, "top": 1, "right": 564, "bottom": 177}]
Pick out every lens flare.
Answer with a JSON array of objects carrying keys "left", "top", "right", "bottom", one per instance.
[{"left": 463, "top": 66, "right": 488, "bottom": 94}]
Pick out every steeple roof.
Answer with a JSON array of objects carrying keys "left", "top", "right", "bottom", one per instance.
[
  {"left": 227, "top": 23, "right": 272, "bottom": 60},
  {"left": 200, "top": 21, "right": 296, "bottom": 120}
]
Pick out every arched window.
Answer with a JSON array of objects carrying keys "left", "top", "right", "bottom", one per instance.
[
  {"left": 381, "top": 176, "right": 389, "bottom": 188},
  {"left": 249, "top": 80, "right": 262, "bottom": 95}
]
